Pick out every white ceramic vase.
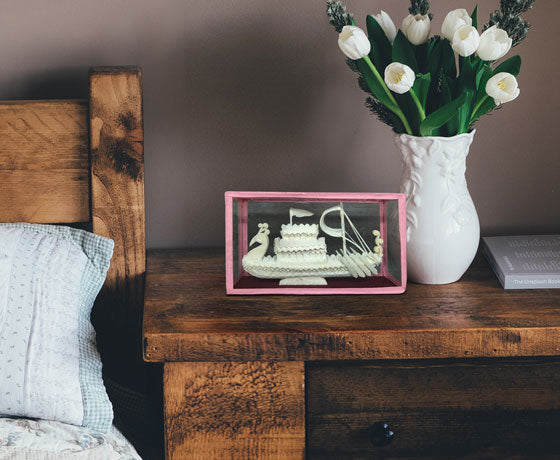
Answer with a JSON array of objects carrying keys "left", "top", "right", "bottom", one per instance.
[{"left": 395, "top": 131, "right": 479, "bottom": 284}]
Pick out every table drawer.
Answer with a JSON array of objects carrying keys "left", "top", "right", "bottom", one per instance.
[{"left": 307, "top": 359, "right": 560, "bottom": 459}]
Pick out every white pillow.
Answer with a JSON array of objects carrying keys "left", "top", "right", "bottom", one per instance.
[{"left": 0, "top": 224, "right": 114, "bottom": 432}]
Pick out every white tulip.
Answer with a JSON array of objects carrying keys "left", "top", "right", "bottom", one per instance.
[
  {"left": 477, "top": 25, "right": 513, "bottom": 61},
  {"left": 485, "top": 72, "right": 520, "bottom": 105},
  {"left": 373, "top": 10, "right": 397, "bottom": 42},
  {"left": 338, "top": 25, "right": 371, "bottom": 60},
  {"left": 401, "top": 14, "right": 431, "bottom": 45},
  {"left": 441, "top": 9, "right": 472, "bottom": 41},
  {"left": 452, "top": 25, "right": 480, "bottom": 57},
  {"left": 384, "top": 62, "right": 416, "bottom": 94}
]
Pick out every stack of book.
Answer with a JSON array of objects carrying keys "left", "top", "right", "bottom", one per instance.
[{"left": 482, "top": 235, "right": 560, "bottom": 289}]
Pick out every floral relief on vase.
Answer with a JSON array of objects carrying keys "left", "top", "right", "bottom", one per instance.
[{"left": 437, "top": 136, "right": 477, "bottom": 236}]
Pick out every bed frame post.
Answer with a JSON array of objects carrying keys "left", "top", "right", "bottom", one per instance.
[{"left": 89, "top": 67, "right": 146, "bottom": 385}]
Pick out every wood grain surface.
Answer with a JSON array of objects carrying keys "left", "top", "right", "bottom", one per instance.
[
  {"left": 307, "top": 358, "right": 560, "bottom": 459},
  {"left": 143, "top": 249, "right": 560, "bottom": 362},
  {"left": 0, "top": 100, "right": 90, "bottom": 223},
  {"left": 89, "top": 67, "right": 147, "bottom": 387},
  {"left": 164, "top": 361, "right": 305, "bottom": 460}
]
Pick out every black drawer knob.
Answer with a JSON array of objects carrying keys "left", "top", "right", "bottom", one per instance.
[{"left": 369, "top": 421, "right": 395, "bottom": 447}]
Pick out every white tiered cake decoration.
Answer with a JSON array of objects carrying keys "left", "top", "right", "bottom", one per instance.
[{"left": 274, "top": 224, "right": 328, "bottom": 264}]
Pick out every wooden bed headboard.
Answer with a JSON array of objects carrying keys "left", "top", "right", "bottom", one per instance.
[{"left": 0, "top": 66, "right": 146, "bottom": 384}]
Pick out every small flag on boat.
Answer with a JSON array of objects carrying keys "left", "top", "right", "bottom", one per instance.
[{"left": 289, "top": 208, "right": 314, "bottom": 224}]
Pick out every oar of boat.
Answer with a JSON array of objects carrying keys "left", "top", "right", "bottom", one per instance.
[
  {"left": 335, "top": 251, "right": 358, "bottom": 277},
  {"left": 336, "top": 250, "right": 367, "bottom": 278},
  {"left": 348, "top": 249, "right": 374, "bottom": 276},
  {"left": 351, "top": 249, "right": 379, "bottom": 274}
]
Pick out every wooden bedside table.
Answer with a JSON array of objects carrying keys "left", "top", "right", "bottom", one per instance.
[{"left": 143, "top": 248, "right": 560, "bottom": 459}]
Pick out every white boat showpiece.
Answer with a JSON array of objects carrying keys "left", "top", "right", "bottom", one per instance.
[{"left": 242, "top": 204, "right": 383, "bottom": 285}]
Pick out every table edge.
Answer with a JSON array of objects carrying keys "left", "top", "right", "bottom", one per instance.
[{"left": 143, "top": 326, "right": 560, "bottom": 362}]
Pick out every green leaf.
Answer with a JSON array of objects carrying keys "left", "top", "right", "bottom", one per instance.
[
  {"left": 470, "top": 97, "right": 496, "bottom": 124},
  {"left": 366, "top": 15, "right": 392, "bottom": 72},
  {"left": 420, "top": 93, "right": 468, "bottom": 137},
  {"left": 470, "top": 63, "right": 498, "bottom": 125},
  {"left": 440, "top": 39, "right": 456, "bottom": 78},
  {"left": 457, "top": 90, "right": 474, "bottom": 133},
  {"left": 427, "top": 36, "right": 440, "bottom": 58},
  {"left": 395, "top": 92, "right": 421, "bottom": 135},
  {"left": 392, "top": 30, "right": 419, "bottom": 74},
  {"left": 427, "top": 38, "right": 455, "bottom": 79},
  {"left": 471, "top": 5, "right": 478, "bottom": 30},
  {"left": 415, "top": 42, "right": 430, "bottom": 74},
  {"left": 493, "top": 55, "right": 522, "bottom": 76},
  {"left": 413, "top": 73, "right": 431, "bottom": 108},
  {"left": 457, "top": 57, "right": 477, "bottom": 134},
  {"left": 457, "top": 57, "right": 476, "bottom": 133},
  {"left": 472, "top": 55, "right": 485, "bottom": 75},
  {"left": 458, "top": 56, "right": 476, "bottom": 93},
  {"left": 476, "top": 63, "right": 492, "bottom": 91},
  {"left": 442, "top": 76, "right": 454, "bottom": 104},
  {"left": 443, "top": 76, "right": 459, "bottom": 135},
  {"left": 427, "top": 39, "right": 443, "bottom": 76},
  {"left": 355, "top": 59, "right": 399, "bottom": 114}
]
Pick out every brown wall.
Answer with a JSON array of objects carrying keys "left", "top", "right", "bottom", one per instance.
[{"left": 2, "top": 0, "right": 558, "bottom": 248}]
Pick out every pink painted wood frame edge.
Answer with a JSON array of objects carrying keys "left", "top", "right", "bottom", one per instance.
[{"left": 224, "top": 191, "right": 407, "bottom": 295}]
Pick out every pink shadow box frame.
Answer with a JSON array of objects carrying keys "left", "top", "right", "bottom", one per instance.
[{"left": 225, "top": 191, "right": 407, "bottom": 295}]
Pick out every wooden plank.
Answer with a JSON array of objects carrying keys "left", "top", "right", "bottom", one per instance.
[
  {"left": 163, "top": 361, "right": 305, "bottom": 460},
  {"left": 306, "top": 359, "right": 560, "bottom": 459},
  {"left": 308, "top": 411, "right": 560, "bottom": 459},
  {"left": 143, "top": 249, "right": 560, "bottom": 362},
  {"left": 307, "top": 359, "right": 560, "bottom": 413},
  {"left": 89, "top": 67, "right": 146, "bottom": 387},
  {"left": 145, "top": 327, "right": 560, "bottom": 362},
  {"left": 0, "top": 100, "right": 89, "bottom": 223}
]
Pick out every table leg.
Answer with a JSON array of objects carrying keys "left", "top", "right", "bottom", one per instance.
[{"left": 164, "top": 361, "right": 305, "bottom": 459}]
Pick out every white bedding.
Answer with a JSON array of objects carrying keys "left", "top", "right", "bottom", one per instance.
[{"left": 0, "top": 417, "right": 141, "bottom": 459}]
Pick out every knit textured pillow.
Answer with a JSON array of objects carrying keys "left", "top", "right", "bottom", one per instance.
[{"left": 0, "top": 223, "right": 114, "bottom": 432}]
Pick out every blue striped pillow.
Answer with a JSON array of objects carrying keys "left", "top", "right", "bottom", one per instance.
[{"left": 0, "top": 223, "right": 114, "bottom": 432}]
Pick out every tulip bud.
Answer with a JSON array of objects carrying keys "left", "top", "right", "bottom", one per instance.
[
  {"left": 338, "top": 25, "right": 371, "bottom": 60},
  {"left": 477, "top": 25, "right": 513, "bottom": 61},
  {"left": 401, "top": 14, "right": 431, "bottom": 45},
  {"left": 373, "top": 10, "right": 397, "bottom": 42},
  {"left": 485, "top": 72, "right": 520, "bottom": 105},
  {"left": 441, "top": 9, "right": 472, "bottom": 41},
  {"left": 452, "top": 25, "right": 480, "bottom": 57},
  {"left": 384, "top": 62, "right": 416, "bottom": 94}
]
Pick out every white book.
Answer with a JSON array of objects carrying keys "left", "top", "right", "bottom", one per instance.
[{"left": 482, "top": 235, "right": 560, "bottom": 289}]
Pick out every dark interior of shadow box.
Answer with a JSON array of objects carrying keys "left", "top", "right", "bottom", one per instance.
[{"left": 233, "top": 275, "right": 400, "bottom": 289}]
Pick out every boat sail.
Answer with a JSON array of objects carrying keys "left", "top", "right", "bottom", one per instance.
[{"left": 242, "top": 203, "right": 383, "bottom": 285}]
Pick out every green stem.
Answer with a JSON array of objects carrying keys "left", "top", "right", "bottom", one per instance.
[
  {"left": 363, "top": 56, "right": 396, "bottom": 105},
  {"left": 362, "top": 55, "right": 413, "bottom": 135},
  {"left": 409, "top": 89, "right": 426, "bottom": 121},
  {"left": 470, "top": 95, "right": 488, "bottom": 123}
]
